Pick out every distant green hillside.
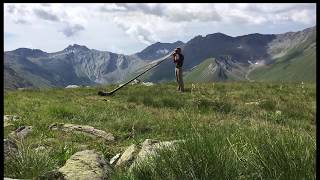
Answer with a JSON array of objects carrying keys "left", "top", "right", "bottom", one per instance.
[
  {"left": 249, "top": 39, "right": 316, "bottom": 82},
  {"left": 184, "top": 57, "right": 248, "bottom": 82}
]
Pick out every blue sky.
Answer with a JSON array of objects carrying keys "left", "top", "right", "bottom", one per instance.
[{"left": 4, "top": 3, "right": 316, "bottom": 55}]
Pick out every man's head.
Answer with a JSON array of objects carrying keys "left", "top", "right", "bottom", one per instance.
[{"left": 175, "top": 48, "right": 181, "bottom": 54}]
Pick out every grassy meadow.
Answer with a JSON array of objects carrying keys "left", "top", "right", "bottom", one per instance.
[{"left": 3, "top": 82, "right": 316, "bottom": 179}]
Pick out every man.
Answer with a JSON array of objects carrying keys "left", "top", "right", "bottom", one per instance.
[{"left": 172, "top": 48, "right": 184, "bottom": 92}]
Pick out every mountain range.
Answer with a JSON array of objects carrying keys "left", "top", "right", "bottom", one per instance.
[{"left": 4, "top": 26, "right": 316, "bottom": 90}]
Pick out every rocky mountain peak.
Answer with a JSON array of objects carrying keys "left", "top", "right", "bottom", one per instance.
[
  {"left": 63, "top": 44, "right": 90, "bottom": 53},
  {"left": 136, "top": 41, "right": 184, "bottom": 61},
  {"left": 10, "top": 48, "right": 47, "bottom": 58}
]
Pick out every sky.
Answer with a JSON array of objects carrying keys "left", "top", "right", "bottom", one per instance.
[{"left": 4, "top": 3, "right": 317, "bottom": 55}]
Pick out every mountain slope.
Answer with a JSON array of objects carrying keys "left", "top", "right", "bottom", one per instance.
[
  {"left": 248, "top": 26, "right": 316, "bottom": 82},
  {"left": 134, "top": 41, "right": 184, "bottom": 61},
  {"left": 4, "top": 26, "right": 316, "bottom": 90},
  {"left": 143, "top": 32, "right": 277, "bottom": 82},
  {"left": 4, "top": 45, "right": 146, "bottom": 89},
  {"left": 184, "top": 57, "right": 248, "bottom": 82},
  {"left": 4, "top": 42, "right": 185, "bottom": 89},
  {"left": 146, "top": 26, "right": 315, "bottom": 83}
]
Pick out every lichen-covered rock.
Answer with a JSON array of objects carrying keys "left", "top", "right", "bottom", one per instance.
[
  {"left": 49, "top": 123, "right": 115, "bottom": 142},
  {"left": 130, "top": 139, "right": 184, "bottom": 169},
  {"left": 58, "top": 150, "right": 113, "bottom": 180},
  {"left": 4, "top": 115, "right": 19, "bottom": 127},
  {"left": 115, "top": 144, "right": 138, "bottom": 167},
  {"left": 9, "top": 126, "right": 33, "bottom": 139},
  {"left": 4, "top": 139, "right": 18, "bottom": 161}
]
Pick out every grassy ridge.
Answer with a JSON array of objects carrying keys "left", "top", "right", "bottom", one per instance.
[
  {"left": 184, "top": 58, "right": 217, "bottom": 82},
  {"left": 249, "top": 46, "right": 316, "bottom": 82},
  {"left": 184, "top": 58, "right": 247, "bottom": 83},
  {"left": 3, "top": 82, "right": 316, "bottom": 179}
]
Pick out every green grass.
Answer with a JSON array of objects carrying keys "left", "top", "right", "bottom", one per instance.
[
  {"left": 114, "top": 125, "right": 315, "bottom": 180},
  {"left": 3, "top": 82, "right": 316, "bottom": 179},
  {"left": 184, "top": 57, "right": 248, "bottom": 83}
]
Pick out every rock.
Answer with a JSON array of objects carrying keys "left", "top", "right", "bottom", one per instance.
[
  {"left": 4, "top": 115, "right": 20, "bottom": 121},
  {"left": 114, "top": 139, "right": 184, "bottom": 169},
  {"left": 4, "top": 139, "right": 18, "bottom": 161},
  {"left": 39, "top": 170, "right": 65, "bottom": 180},
  {"left": 115, "top": 144, "right": 138, "bottom": 167},
  {"left": 132, "top": 139, "right": 184, "bottom": 168},
  {"left": 65, "top": 85, "right": 80, "bottom": 89},
  {"left": 58, "top": 150, "right": 113, "bottom": 180},
  {"left": 49, "top": 123, "right": 115, "bottom": 142},
  {"left": 4, "top": 115, "right": 19, "bottom": 127},
  {"left": 109, "top": 153, "right": 121, "bottom": 165},
  {"left": 9, "top": 126, "right": 33, "bottom": 139}
]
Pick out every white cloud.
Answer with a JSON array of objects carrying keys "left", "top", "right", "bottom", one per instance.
[{"left": 4, "top": 3, "right": 316, "bottom": 54}]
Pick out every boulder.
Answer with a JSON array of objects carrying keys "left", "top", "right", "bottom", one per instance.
[
  {"left": 9, "top": 126, "right": 33, "bottom": 139},
  {"left": 113, "top": 139, "right": 184, "bottom": 169},
  {"left": 130, "top": 139, "right": 184, "bottom": 169},
  {"left": 4, "top": 139, "right": 18, "bottom": 161},
  {"left": 49, "top": 123, "right": 115, "bottom": 142},
  {"left": 115, "top": 144, "right": 138, "bottom": 167},
  {"left": 135, "top": 139, "right": 181, "bottom": 162},
  {"left": 58, "top": 150, "right": 113, "bottom": 180},
  {"left": 4, "top": 115, "right": 19, "bottom": 127}
]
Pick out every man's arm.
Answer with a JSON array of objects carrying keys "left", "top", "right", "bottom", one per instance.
[{"left": 172, "top": 53, "right": 177, "bottom": 63}]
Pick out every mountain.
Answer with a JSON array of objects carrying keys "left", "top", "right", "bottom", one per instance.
[
  {"left": 4, "top": 45, "right": 142, "bottom": 89},
  {"left": 248, "top": 26, "right": 316, "bottom": 82},
  {"left": 134, "top": 41, "right": 184, "bottom": 61},
  {"left": 143, "top": 26, "right": 316, "bottom": 83},
  {"left": 4, "top": 41, "right": 186, "bottom": 90},
  {"left": 184, "top": 57, "right": 249, "bottom": 82},
  {"left": 4, "top": 26, "right": 316, "bottom": 90}
]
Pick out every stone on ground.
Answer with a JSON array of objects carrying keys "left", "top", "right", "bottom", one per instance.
[
  {"left": 49, "top": 123, "right": 115, "bottom": 142},
  {"left": 58, "top": 150, "right": 113, "bottom": 180},
  {"left": 9, "top": 126, "right": 33, "bottom": 139},
  {"left": 4, "top": 138, "right": 18, "bottom": 161},
  {"left": 115, "top": 144, "right": 138, "bottom": 167},
  {"left": 4, "top": 115, "right": 19, "bottom": 127}
]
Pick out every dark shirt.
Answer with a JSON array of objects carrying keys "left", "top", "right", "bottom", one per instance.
[{"left": 174, "top": 53, "right": 184, "bottom": 68}]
